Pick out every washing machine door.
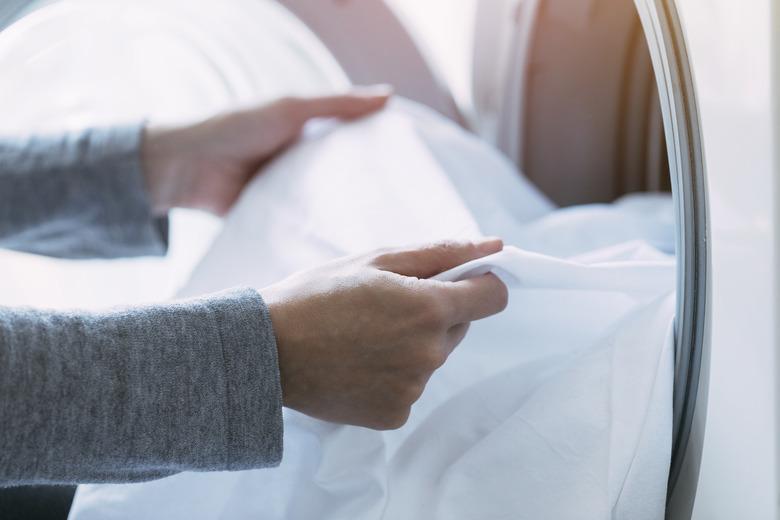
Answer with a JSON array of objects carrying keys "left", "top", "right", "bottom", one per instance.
[
  {"left": 474, "top": 0, "right": 711, "bottom": 517},
  {"left": 634, "top": 2, "right": 710, "bottom": 516},
  {"left": 477, "top": 0, "right": 780, "bottom": 517},
  {"left": 279, "top": 0, "right": 716, "bottom": 513}
]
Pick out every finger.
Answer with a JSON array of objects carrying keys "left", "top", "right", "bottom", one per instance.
[
  {"left": 293, "top": 86, "right": 393, "bottom": 122},
  {"left": 439, "top": 273, "right": 509, "bottom": 324},
  {"left": 375, "top": 238, "right": 504, "bottom": 279},
  {"left": 444, "top": 323, "right": 470, "bottom": 356}
]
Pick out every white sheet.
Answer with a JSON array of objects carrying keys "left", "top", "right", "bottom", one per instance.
[{"left": 70, "top": 102, "right": 675, "bottom": 520}]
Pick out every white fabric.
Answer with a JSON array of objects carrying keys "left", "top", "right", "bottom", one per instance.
[
  {"left": 434, "top": 245, "right": 674, "bottom": 295},
  {"left": 177, "top": 101, "right": 554, "bottom": 297},
  {"left": 70, "top": 102, "right": 675, "bottom": 520}
]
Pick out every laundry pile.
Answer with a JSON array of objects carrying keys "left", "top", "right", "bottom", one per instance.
[{"left": 70, "top": 101, "right": 675, "bottom": 520}]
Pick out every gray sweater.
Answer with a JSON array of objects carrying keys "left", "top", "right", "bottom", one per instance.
[{"left": 0, "top": 125, "right": 283, "bottom": 486}]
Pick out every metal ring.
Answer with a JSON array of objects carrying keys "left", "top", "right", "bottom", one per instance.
[{"left": 633, "top": 0, "right": 711, "bottom": 517}]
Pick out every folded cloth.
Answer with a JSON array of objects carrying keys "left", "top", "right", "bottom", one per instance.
[{"left": 70, "top": 102, "right": 674, "bottom": 520}]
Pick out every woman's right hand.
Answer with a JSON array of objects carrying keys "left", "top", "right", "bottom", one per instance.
[{"left": 261, "top": 238, "right": 508, "bottom": 430}]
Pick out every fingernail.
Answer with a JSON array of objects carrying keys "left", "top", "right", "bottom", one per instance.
[
  {"left": 476, "top": 236, "right": 503, "bottom": 253},
  {"left": 353, "top": 84, "right": 395, "bottom": 98}
]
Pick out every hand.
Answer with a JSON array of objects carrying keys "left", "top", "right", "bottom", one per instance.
[
  {"left": 261, "top": 238, "right": 509, "bottom": 430},
  {"left": 141, "top": 87, "right": 392, "bottom": 216}
]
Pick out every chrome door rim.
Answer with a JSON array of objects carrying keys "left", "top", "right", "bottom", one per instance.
[{"left": 634, "top": 0, "right": 711, "bottom": 517}]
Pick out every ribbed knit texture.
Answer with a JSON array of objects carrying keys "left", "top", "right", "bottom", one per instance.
[{"left": 0, "top": 127, "right": 283, "bottom": 485}]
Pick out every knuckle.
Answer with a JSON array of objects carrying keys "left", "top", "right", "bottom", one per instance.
[
  {"left": 366, "top": 407, "right": 411, "bottom": 431},
  {"left": 492, "top": 275, "right": 510, "bottom": 311},
  {"left": 419, "top": 295, "right": 450, "bottom": 328},
  {"left": 419, "top": 347, "right": 447, "bottom": 371},
  {"left": 433, "top": 239, "right": 466, "bottom": 251},
  {"left": 402, "top": 380, "right": 426, "bottom": 404},
  {"left": 433, "top": 239, "right": 475, "bottom": 256},
  {"left": 385, "top": 408, "right": 411, "bottom": 430},
  {"left": 273, "top": 97, "right": 303, "bottom": 120},
  {"left": 368, "top": 247, "right": 396, "bottom": 267},
  {"left": 450, "top": 323, "right": 471, "bottom": 347}
]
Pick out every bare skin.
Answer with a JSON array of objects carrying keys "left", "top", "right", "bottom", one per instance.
[
  {"left": 142, "top": 87, "right": 392, "bottom": 216},
  {"left": 141, "top": 89, "right": 509, "bottom": 430},
  {"left": 262, "top": 239, "right": 508, "bottom": 430}
]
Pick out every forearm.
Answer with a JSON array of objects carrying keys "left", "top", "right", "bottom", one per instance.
[
  {"left": 0, "top": 125, "right": 167, "bottom": 259},
  {"left": 0, "top": 288, "right": 283, "bottom": 486}
]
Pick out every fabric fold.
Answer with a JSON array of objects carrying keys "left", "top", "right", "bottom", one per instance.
[{"left": 70, "top": 102, "right": 675, "bottom": 520}]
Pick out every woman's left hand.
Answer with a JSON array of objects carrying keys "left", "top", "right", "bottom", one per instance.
[{"left": 141, "top": 86, "right": 392, "bottom": 216}]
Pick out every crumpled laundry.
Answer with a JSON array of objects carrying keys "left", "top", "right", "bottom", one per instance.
[{"left": 70, "top": 101, "right": 675, "bottom": 520}]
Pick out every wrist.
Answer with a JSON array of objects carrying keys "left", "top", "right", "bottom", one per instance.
[
  {"left": 141, "top": 125, "right": 189, "bottom": 216},
  {"left": 261, "top": 287, "right": 298, "bottom": 409}
]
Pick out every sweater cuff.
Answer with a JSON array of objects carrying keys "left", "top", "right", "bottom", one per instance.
[
  {"left": 207, "top": 288, "right": 284, "bottom": 469},
  {"left": 85, "top": 124, "right": 169, "bottom": 257},
  {"left": 0, "top": 123, "right": 169, "bottom": 259}
]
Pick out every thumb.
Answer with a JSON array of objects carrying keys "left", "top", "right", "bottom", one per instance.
[
  {"left": 374, "top": 238, "right": 504, "bottom": 279},
  {"left": 292, "top": 86, "right": 393, "bottom": 122}
]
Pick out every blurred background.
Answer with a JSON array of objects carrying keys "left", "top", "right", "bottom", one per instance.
[{"left": 0, "top": 0, "right": 477, "bottom": 312}]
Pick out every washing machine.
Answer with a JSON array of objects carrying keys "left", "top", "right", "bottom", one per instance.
[
  {"left": 0, "top": 0, "right": 776, "bottom": 518},
  {"left": 275, "top": 1, "right": 778, "bottom": 517}
]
